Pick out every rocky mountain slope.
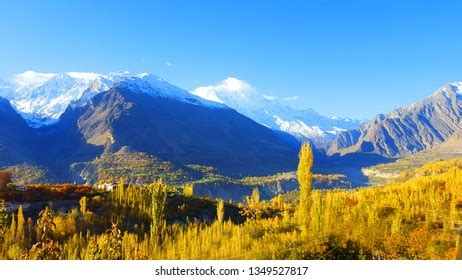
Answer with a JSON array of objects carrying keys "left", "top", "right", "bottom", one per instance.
[
  {"left": 362, "top": 127, "right": 462, "bottom": 183},
  {"left": 37, "top": 74, "right": 298, "bottom": 180},
  {"left": 329, "top": 83, "right": 462, "bottom": 157}
]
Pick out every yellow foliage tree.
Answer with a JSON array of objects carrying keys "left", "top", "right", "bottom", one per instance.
[
  {"left": 79, "top": 196, "right": 88, "bottom": 214},
  {"left": 183, "top": 184, "right": 194, "bottom": 197},
  {"left": 150, "top": 181, "right": 167, "bottom": 247},
  {"left": 16, "top": 206, "right": 25, "bottom": 246},
  {"left": 296, "top": 142, "right": 314, "bottom": 231},
  {"left": 216, "top": 199, "right": 225, "bottom": 224},
  {"left": 241, "top": 188, "right": 263, "bottom": 220}
]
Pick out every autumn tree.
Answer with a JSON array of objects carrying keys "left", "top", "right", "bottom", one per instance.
[
  {"left": 241, "top": 188, "right": 263, "bottom": 220},
  {"left": 296, "top": 142, "right": 314, "bottom": 232},
  {"left": 183, "top": 184, "right": 194, "bottom": 197},
  {"left": 0, "top": 199, "right": 8, "bottom": 246},
  {"left": 456, "top": 201, "right": 462, "bottom": 260},
  {"left": 85, "top": 236, "right": 102, "bottom": 260},
  {"left": 0, "top": 171, "right": 12, "bottom": 189},
  {"left": 16, "top": 206, "right": 25, "bottom": 247},
  {"left": 150, "top": 181, "right": 167, "bottom": 246},
  {"left": 216, "top": 199, "right": 225, "bottom": 224},
  {"left": 105, "top": 222, "right": 122, "bottom": 260},
  {"left": 30, "top": 207, "right": 60, "bottom": 260},
  {"left": 271, "top": 194, "right": 286, "bottom": 211},
  {"left": 79, "top": 196, "right": 88, "bottom": 214}
]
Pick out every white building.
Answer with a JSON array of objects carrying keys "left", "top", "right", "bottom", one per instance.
[{"left": 96, "top": 182, "right": 115, "bottom": 192}]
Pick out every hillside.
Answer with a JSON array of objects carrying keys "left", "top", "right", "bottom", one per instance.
[
  {"left": 50, "top": 77, "right": 297, "bottom": 177},
  {"left": 68, "top": 152, "right": 350, "bottom": 202},
  {"left": 69, "top": 150, "right": 202, "bottom": 185},
  {"left": 0, "top": 98, "right": 42, "bottom": 166},
  {"left": 0, "top": 164, "right": 56, "bottom": 185},
  {"left": 1, "top": 150, "right": 350, "bottom": 202},
  {"left": 363, "top": 129, "right": 462, "bottom": 183}
]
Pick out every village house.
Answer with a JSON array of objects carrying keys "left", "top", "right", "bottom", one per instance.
[{"left": 96, "top": 182, "right": 115, "bottom": 192}]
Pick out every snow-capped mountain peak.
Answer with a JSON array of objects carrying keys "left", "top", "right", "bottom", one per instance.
[
  {"left": 0, "top": 71, "right": 125, "bottom": 127},
  {"left": 0, "top": 71, "right": 230, "bottom": 128},
  {"left": 193, "top": 77, "right": 259, "bottom": 104},
  {"left": 0, "top": 72, "right": 362, "bottom": 141},
  {"left": 220, "top": 77, "right": 254, "bottom": 93},
  {"left": 13, "top": 70, "right": 56, "bottom": 88},
  {"left": 192, "top": 77, "right": 363, "bottom": 144}
]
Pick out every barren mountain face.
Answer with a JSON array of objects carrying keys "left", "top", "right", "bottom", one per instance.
[{"left": 329, "top": 83, "right": 462, "bottom": 157}]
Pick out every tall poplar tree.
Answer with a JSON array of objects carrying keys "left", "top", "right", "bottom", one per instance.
[
  {"left": 150, "top": 182, "right": 167, "bottom": 246},
  {"left": 296, "top": 142, "right": 314, "bottom": 232}
]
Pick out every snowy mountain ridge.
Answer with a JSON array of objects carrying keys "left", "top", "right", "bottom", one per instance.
[
  {"left": 0, "top": 72, "right": 362, "bottom": 143},
  {"left": 116, "top": 74, "right": 225, "bottom": 109},
  {"left": 192, "top": 77, "right": 362, "bottom": 143},
  {"left": 0, "top": 71, "right": 224, "bottom": 127},
  {"left": 0, "top": 71, "right": 130, "bottom": 126}
]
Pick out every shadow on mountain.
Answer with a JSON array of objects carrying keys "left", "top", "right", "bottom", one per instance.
[{"left": 314, "top": 151, "right": 396, "bottom": 187}]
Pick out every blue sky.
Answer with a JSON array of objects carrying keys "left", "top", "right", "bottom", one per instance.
[{"left": 1, "top": 0, "right": 462, "bottom": 119}]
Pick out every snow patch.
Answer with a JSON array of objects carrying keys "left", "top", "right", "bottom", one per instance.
[{"left": 275, "top": 117, "right": 326, "bottom": 138}]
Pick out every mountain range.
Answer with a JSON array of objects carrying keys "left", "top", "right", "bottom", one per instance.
[
  {"left": 0, "top": 73, "right": 302, "bottom": 182},
  {"left": 0, "top": 72, "right": 362, "bottom": 146},
  {"left": 329, "top": 83, "right": 462, "bottom": 157},
  {"left": 0, "top": 71, "right": 134, "bottom": 127},
  {"left": 362, "top": 128, "right": 462, "bottom": 183},
  {"left": 2, "top": 70, "right": 462, "bottom": 186}
]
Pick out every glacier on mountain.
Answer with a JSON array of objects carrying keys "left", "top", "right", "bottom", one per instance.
[{"left": 0, "top": 71, "right": 227, "bottom": 127}]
